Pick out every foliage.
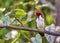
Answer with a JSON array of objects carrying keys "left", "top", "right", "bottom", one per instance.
[
  {"left": 31, "top": 34, "right": 42, "bottom": 43},
  {"left": 0, "top": 0, "right": 54, "bottom": 43}
]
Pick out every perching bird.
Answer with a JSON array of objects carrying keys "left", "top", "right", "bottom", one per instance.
[
  {"left": 36, "top": 12, "right": 44, "bottom": 30},
  {"left": 36, "top": 12, "right": 44, "bottom": 36}
]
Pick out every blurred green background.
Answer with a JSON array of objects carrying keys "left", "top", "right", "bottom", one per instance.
[{"left": 0, "top": 0, "right": 55, "bottom": 43}]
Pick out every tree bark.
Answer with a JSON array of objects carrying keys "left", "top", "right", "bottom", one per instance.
[
  {"left": 55, "top": 0, "right": 60, "bottom": 26},
  {"left": 54, "top": 0, "right": 60, "bottom": 43}
]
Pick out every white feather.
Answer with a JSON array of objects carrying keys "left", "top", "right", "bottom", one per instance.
[{"left": 36, "top": 16, "right": 44, "bottom": 30}]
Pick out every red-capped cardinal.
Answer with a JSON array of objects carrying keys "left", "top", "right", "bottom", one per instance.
[
  {"left": 36, "top": 12, "right": 44, "bottom": 31},
  {"left": 36, "top": 12, "right": 44, "bottom": 36}
]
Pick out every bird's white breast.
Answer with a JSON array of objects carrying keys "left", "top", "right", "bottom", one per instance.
[{"left": 36, "top": 16, "right": 44, "bottom": 30}]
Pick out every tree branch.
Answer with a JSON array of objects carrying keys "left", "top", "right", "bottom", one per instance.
[{"left": 0, "top": 24, "right": 60, "bottom": 36}]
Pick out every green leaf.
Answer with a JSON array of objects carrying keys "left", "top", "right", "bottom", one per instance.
[
  {"left": 15, "top": 9, "right": 27, "bottom": 20},
  {"left": 28, "top": 1, "right": 35, "bottom": 5},
  {"left": 46, "top": 15, "right": 53, "bottom": 25},
  {"left": 15, "top": 9, "right": 27, "bottom": 15},
  {"left": 31, "top": 37, "right": 37, "bottom": 43},
  {"left": 35, "top": 34, "right": 42, "bottom": 43},
  {"left": 0, "top": 8, "right": 6, "bottom": 12},
  {"left": 0, "top": 28, "right": 10, "bottom": 39},
  {"left": 31, "top": 34, "right": 42, "bottom": 43},
  {"left": 1, "top": 16, "right": 10, "bottom": 25}
]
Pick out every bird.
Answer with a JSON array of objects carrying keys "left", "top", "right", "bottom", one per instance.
[
  {"left": 36, "top": 11, "right": 44, "bottom": 36},
  {"left": 36, "top": 11, "right": 44, "bottom": 31}
]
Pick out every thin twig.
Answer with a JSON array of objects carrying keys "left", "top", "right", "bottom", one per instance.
[
  {"left": 15, "top": 17, "right": 25, "bottom": 27},
  {"left": 10, "top": 19, "right": 16, "bottom": 25},
  {"left": 15, "top": 17, "right": 31, "bottom": 41}
]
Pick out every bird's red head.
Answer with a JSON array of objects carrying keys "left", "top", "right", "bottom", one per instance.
[{"left": 36, "top": 12, "right": 43, "bottom": 16}]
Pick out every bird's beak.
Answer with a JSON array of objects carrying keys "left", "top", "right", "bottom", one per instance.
[{"left": 38, "top": 16, "right": 39, "bottom": 18}]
